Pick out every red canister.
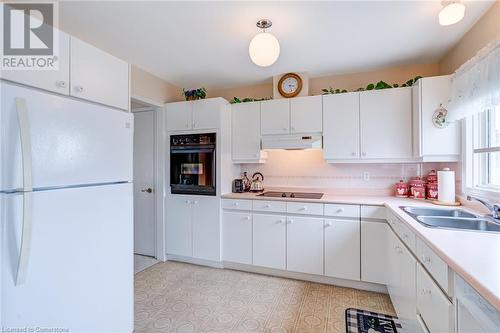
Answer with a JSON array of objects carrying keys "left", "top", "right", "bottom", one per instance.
[
  {"left": 395, "top": 180, "right": 409, "bottom": 197},
  {"left": 409, "top": 177, "right": 425, "bottom": 198},
  {"left": 426, "top": 182, "right": 438, "bottom": 200},
  {"left": 413, "top": 183, "right": 426, "bottom": 199},
  {"left": 426, "top": 170, "right": 438, "bottom": 183}
]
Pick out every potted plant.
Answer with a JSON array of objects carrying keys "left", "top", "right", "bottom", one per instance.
[{"left": 182, "top": 88, "right": 207, "bottom": 101}]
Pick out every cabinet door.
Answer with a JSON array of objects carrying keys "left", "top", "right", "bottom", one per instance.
[
  {"left": 70, "top": 37, "right": 129, "bottom": 110},
  {"left": 222, "top": 211, "right": 252, "bottom": 264},
  {"left": 1, "top": 30, "right": 70, "bottom": 95},
  {"left": 166, "top": 196, "right": 192, "bottom": 257},
  {"left": 390, "top": 237, "right": 417, "bottom": 333},
  {"left": 286, "top": 217, "right": 324, "bottom": 275},
  {"left": 261, "top": 99, "right": 290, "bottom": 135},
  {"left": 166, "top": 102, "right": 192, "bottom": 131},
  {"left": 290, "top": 95, "right": 322, "bottom": 133},
  {"left": 361, "top": 221, "right": 389, "bottom": 284},
  {"left": 419, "top": 76, "right": 460, "bottom": 158},
  {"left": 323, "top": 93, "right": 360, "bottom": 160},
  {"left": 232, "top": 102, "right": 262, "bottom": 161},
  {"left": 192, "top": 197, "right": 220, "bottom": 261},
  {"left": 324, "top": 218, "right": 360, "bottom": 280},
  {"left": 360, "top": 88, "right": 412, "bottom": 159},
  {"left": 192, "top": 98, "right": 221, "bottom": 130},
  {"left": 253, "top": 214, "right": 286, "bottom": 270}
]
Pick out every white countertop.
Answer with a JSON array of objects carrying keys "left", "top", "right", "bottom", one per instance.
[{"left": 222, "top": 190, "right": 500, "bottom": 311}]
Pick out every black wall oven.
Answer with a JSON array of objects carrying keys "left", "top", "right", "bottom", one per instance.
[{"left": 170, "top": 133, "right": 216, "bottom": 196}]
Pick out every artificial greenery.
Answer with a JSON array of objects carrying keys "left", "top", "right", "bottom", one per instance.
[
  {"left": 322, "top": 76, "right": 422, "bottom": 95},
  {"left": 230, "top": 96, "right": 273, "bottom": 104},
  {"left": 182, "top": 87, "right": 207, "bottom": 100}
]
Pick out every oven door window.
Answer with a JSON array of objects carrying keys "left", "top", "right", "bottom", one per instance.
[{"left": 170, "top": 147, "right": 215, "bottom": 195}]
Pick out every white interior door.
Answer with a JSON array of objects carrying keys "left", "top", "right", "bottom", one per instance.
[{"left": 133, "top": 111, "right": 156, "bottom": 257}]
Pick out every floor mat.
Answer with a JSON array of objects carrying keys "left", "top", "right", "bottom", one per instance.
[{"left": 345, "top": 308, "right": 401, "bottom": 333}]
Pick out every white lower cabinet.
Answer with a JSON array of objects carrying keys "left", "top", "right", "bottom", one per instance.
[
  {"left": 222, "top": 211, "right": 252, "bottom": 264},
  {"left": 324, "top": 218, "right": 360, "bottom": 280},
  {"left": 417, "top": 263, "right": 454, "bottom": 333},
  {"left": 166, "top": 196, "right": 193, "bottom": 257},
  {"left": 388, "top": 233, "right": 417, "bottom": 333},
  {"left": 252, "top": 213, "right": 286, "bottom": 270},
  {"left": 361, "top": 220, "right": 390, "bottom": 285},
  {"left": 192, "top": 197, "right": 221, "bottom": 261},
  {"left": 166, "top": 196, "right": 221, "bottom": 261},
  {"left": 286, "top": 217, "right": 324, "bottom": 275}
]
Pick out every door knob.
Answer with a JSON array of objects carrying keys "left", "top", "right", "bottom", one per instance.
[
  {"left": 75, "top": 86, "right": 84, "bottom": 93},
  {"left": 141, "top": 188, "right": 153, "bottom": 193}
]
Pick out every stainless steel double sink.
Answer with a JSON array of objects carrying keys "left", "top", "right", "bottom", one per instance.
[{"left": 401, "top": 206, "right": 500, "bottom": 233}]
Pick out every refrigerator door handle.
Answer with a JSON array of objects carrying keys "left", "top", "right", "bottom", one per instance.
[
  {"left": 15, "top": 97, "right": 34, "bottom": 285},
  {"left": 15, "top": 97, "right": 33, "bottom": 191},
  {"left": 16, "top": 192, "right": 33, "bottom": 285}
]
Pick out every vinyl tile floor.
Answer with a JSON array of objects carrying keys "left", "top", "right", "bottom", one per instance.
[{"left": 134, "top": 261, "right": 395, "bottom": 333}]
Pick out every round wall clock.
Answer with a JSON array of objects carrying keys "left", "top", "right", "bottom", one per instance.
[{"left": 278, "top": 73, "right": 302, "bottom": 98}]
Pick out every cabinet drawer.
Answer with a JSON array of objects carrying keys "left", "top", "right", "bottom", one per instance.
[
  {"left": 222, "top": 199, "right": 252, "bottom": 211},
  {"left": 394, "top": 219, "right": 416, "bottom": 253},
  {"left": 361, "top": 205, "right": 386, "bottom": 219},
  {"left": 324, "top": 204, "right": 360, "bottom": 218},
  {"left": 417, "top": 264, "right": 453, "bottom": 333},
  {"left": 417, "top": 238, "right": 451, "bottom": 295},
  {"left": 252, "top": 200, "right": 286, "bottom": 213},
  {"left": 287, "top": 202, "right": 324, "bottom": 216}
]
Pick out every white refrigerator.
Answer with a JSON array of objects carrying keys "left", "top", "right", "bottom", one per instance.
[{"left": 0, "top": 82, "right": 134, "bottom": 332}]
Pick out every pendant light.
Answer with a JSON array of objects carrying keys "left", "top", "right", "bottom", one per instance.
[
  {"left": 439, "top": 1, "right": 466, "bottom": 26},
  {"left": 249, "top": 19, "right": 280, "bottom": 67}
]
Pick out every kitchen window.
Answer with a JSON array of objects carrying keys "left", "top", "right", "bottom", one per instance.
[{"left": 469, "top": 106, "right": 500, "bottom": 193}]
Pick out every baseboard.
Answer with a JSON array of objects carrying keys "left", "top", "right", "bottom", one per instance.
[
  {"left": 166, "top": 254, "right": 224, "bottom": 268},
  {"left": 164, "top": 255, "right": 388, "bottom": 293},
  {"left": 223, "top": 261, "right": 388, "bottom": 294}
]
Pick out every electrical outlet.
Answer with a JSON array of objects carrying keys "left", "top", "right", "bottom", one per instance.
[{"left": 363, "top": 171, "right": 370, "bottom": 181}]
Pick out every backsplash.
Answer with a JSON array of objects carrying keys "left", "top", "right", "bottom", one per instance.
[{"left": 240, "top": 150, "right": 460, "bottom": 192}]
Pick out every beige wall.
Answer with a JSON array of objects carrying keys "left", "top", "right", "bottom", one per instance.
[
  {"left": 439, "top": 1, "right": 500, "bottom": 74},
  {"left": 131, "top": 65, "right": 182, "bottom": 104},
  {"left": 209, "top": 63, "right": 440, "bottom": 100}
]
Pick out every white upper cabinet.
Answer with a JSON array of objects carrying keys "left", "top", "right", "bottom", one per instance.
[
  {"left": 413, "top": 75, "right": 460, "bottom": 161},
  {"left": 166, "top": 101, "right": 192, "bottom": 131},
  {"left": 231, "top": 102, "right": 266, "bottom": 163},
  {"left": 323, "top": 92, "right": 360, "bottom": 160},
  {"left": 360, "top": 87, "right": 413, "bottom": 160},
  {"left": 290, "top": 95, "right": 323, "bottom": 133},
  {"left": 261, "top": 99, "right": 290, "bottom": 135},
  {"left": 0, "top": 30, "right": 70, "bottom": 95},
  {"left": 166, "top": 98, "right": 224, "bottom": 131},
  {"left": 70, "top": 37, "right": 129, "bottom": 110},
  {"left": 192, "top": 98, "right": 222, "bottom": 130}
]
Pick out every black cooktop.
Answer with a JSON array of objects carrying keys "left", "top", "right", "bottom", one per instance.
[{"left": 257, "top": 191, "right": 324, "bottom": 199}]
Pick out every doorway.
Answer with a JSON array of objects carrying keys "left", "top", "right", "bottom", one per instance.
[{"left": 131, "top": 96, "right": 164, "bottom": 265}]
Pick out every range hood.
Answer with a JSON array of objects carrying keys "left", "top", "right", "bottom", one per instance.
[{"left": 261, "top": 134, "right": 322, "bottom": 150}]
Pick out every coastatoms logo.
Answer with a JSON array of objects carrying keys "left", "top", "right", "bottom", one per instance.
[{"left": 1, "top": 2, "right": 59, "bottom": 70}]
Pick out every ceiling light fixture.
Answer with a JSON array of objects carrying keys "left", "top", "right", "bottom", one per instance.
[
  {"left": 439, "top": 1, "right": 466, "bottom": 26},
  {"left": 249, "top": 19, "right": 280, "bottom": 67}
]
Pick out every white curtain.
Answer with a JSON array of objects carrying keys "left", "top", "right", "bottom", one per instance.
[{"left": 447, "top": 38, "right": 500, "bottom": 121}]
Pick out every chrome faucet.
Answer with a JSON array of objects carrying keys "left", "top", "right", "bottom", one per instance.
[{"left": 467, "top": 195, "right": 500, "bottom": 220}]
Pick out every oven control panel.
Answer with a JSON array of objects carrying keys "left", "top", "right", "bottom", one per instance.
[{"left": 171, "top": 133, "right": 216, "bottom": 146}]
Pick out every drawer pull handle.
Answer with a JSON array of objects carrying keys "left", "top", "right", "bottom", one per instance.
[
  {"left": 325, "top": 222, "right": 332, "bottom": 227},
  {"left": 287, "top": 219, "right": 294, "bottom": 224},
  {"left": 233, "top": 202, "right": 239, "bottom": 206},
  {"left": 422, "top": 255, "right": 431, "bottom": 263},
  {"left": 264, "top": 204, "right": 271, "bottom": 208},
  {"left": 300, "top": 207, "right": 307, "bottom": 211},
  {"left": 276, "top": 219, "right": 285, "bottom": 224},
  {"left": 403, "top": 234, "right": 409, "bottom": 239},
  {"left": 244, "top": 216, "right": 250, "bottom": 221},
  {"left": 336, "top": 208, "right": 344, "bottom": 213}
]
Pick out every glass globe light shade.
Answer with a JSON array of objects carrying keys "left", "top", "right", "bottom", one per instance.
[
  {"left": 439, "top": 2, "right": 465, "bottom": 26},
  {"left": 249, "top": 32, "right": 280, "bottom": 67}
]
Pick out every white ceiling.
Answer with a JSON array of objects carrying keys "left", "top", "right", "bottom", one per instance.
[{"left": 59, "top": 1, "right": 494, "bottom": 89}]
